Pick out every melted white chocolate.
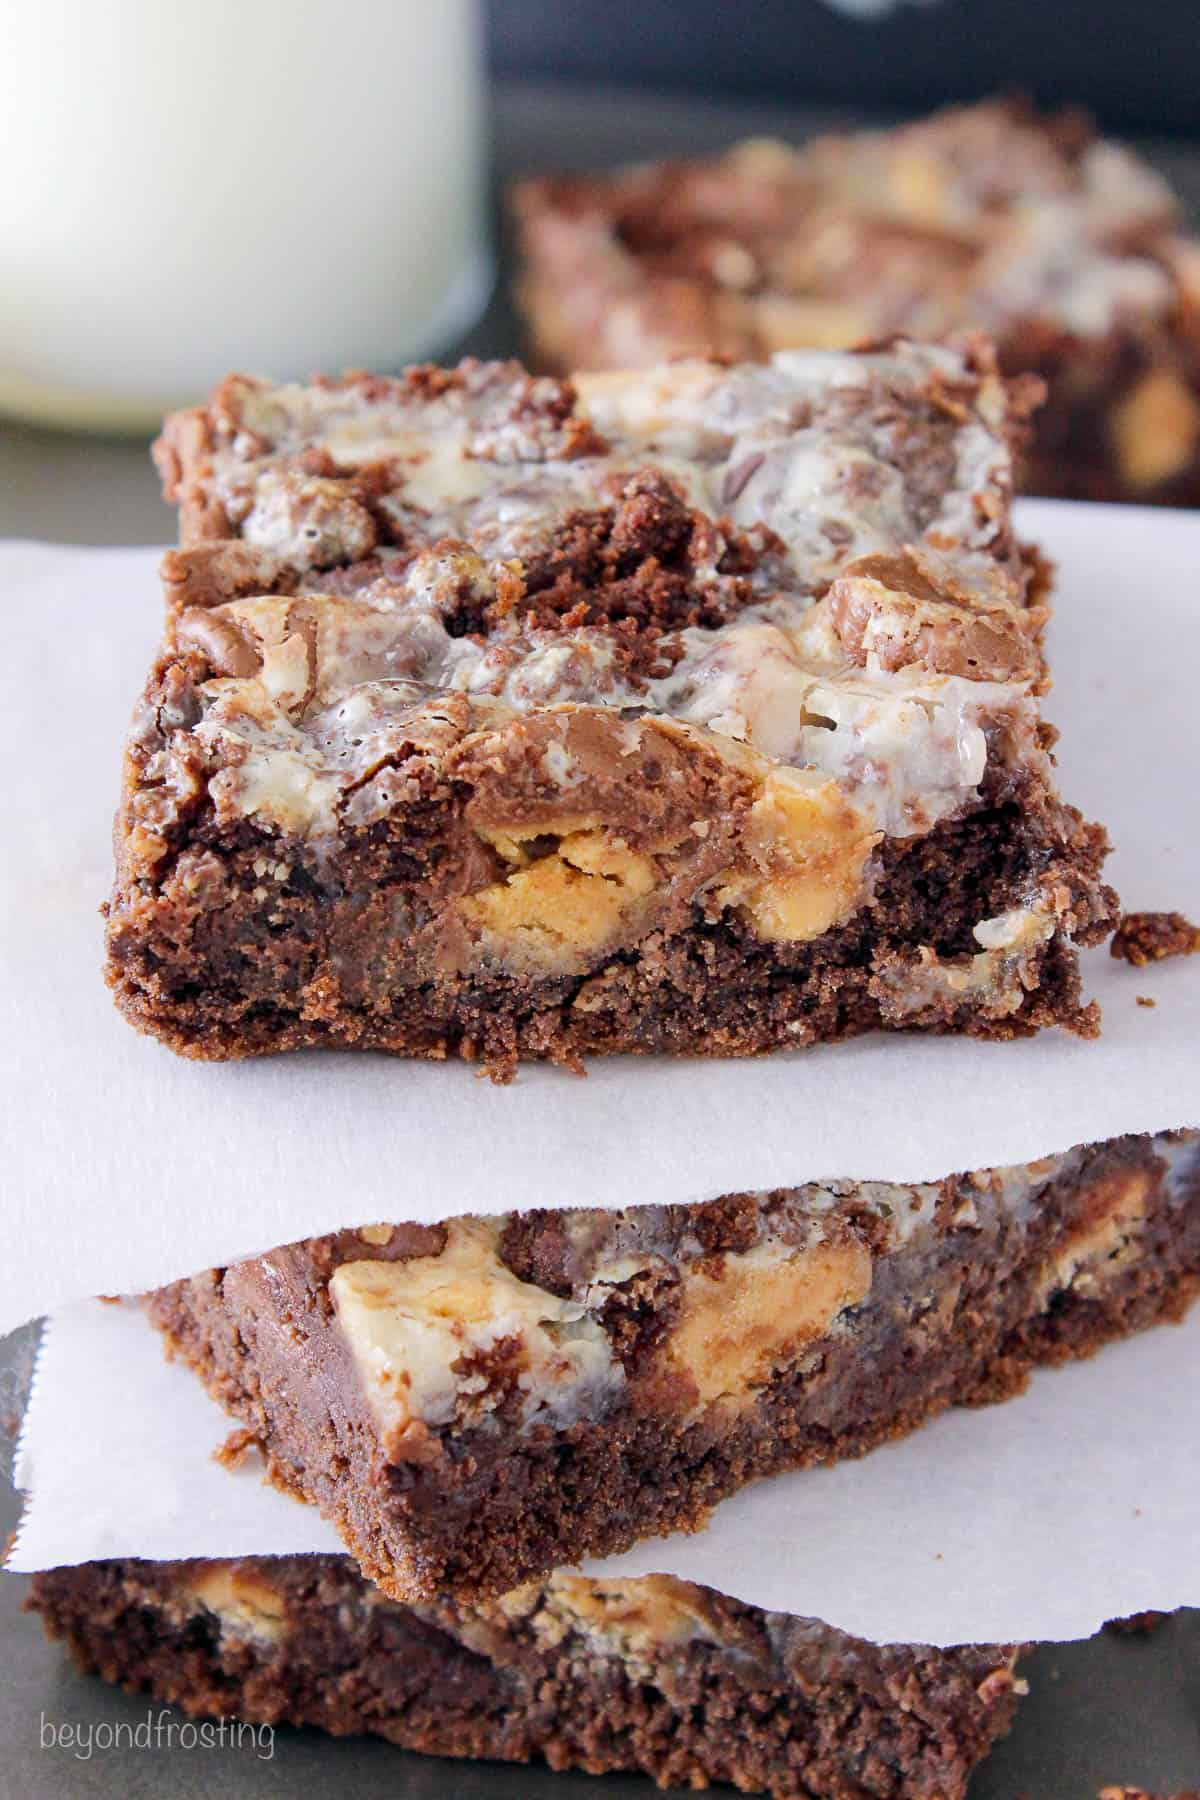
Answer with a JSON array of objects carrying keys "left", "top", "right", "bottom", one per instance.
[{"left": 330, "top": 1220, "right": 623, "bottom": 1456}]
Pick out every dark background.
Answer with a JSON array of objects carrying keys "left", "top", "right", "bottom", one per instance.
[{"left": 488, "top": 0, "right": 1200, "bottom": 137}]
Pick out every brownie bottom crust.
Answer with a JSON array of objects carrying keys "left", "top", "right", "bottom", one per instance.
[
  {"left": 145, "top": 1133, "right": 1200, "bottom": 1606},
  {"left": 108, "top": 769, "right": 1114, "bottom": 1075},
  {"left": 28, "top": 1557, "right": 1023, "bottom": 1800}
]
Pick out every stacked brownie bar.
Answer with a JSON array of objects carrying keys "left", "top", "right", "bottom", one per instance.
[
  {"left": 513, "top": 99, "right": 1200, "bottom": 506},
  {"left": 32, "top": 1128, "right": 1200, "bottom": 1794},
  {"left": 26, "top": 339, "right": 1199, "bottom": 1796},
  {"left": 143, "top": 1133, "right": 1200, "bottom": 1604},
  {"left": 29, "top": 1560, "right": 1026, "bottom": 1798}
]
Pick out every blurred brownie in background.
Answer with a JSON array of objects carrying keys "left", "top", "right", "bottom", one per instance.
[{"left": 514, "top": 99, "right": 1200, "bottom": 505}]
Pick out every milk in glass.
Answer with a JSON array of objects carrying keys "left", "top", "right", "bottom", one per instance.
[{"left": 0, "top": 0, "right": 489, "bottom": 430}]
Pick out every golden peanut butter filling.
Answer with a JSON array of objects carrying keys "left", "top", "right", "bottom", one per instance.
[
  {"left": 456, "top": 764, "right": 881, "bottom": 973},
  {"left": 460, "top": 823, "right": 664, "bottom": 973},
  {"left": 711, "top": 766, "right": 880, "bottom": 947},
  {"left": 492, "top": 1573, "right": 726, "bottom": 1672},
  {"left": 183, "top": 1567, "right": 289, "bottom": 1644},
  {"left": 1035, "top": 1166, "right": 1152, "bottom": 1303},
  {"left": 667, "top": 1237, "right": 873, "bottom": 1406},
  {"left": 1109, "top": 368, "right": 1200, "bottom": 491}
]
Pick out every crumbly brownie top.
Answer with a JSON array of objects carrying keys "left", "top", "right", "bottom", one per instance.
[
  {"left": 177, "top": 1561, "right": 751, "bottom": 1668},
  {"left": 197, "top": 1136, "right": 1200, "bottom": 1482},
  {"left": 515, "top": 99, "right": 1188, "bottom": 350},
  {"left": 161, "top": 341, "right": 1027, "bottom": 582},
  {"left": 297, "top": 1143, "right": 1167, "bottom": 1454},
  {"left": 148, "top": 341, "right": 1050, "bottom": 893}
]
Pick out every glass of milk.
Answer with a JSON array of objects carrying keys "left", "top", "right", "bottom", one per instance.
[{"left": 0, "top": 0, "right": 490, "bottom": 432}]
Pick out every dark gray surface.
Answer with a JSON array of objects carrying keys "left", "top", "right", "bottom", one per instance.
[
  {"left": 3, "top": 1430, "right": 1199, "bottom": 1799},
  {"left": 2, "top": 79, "right": 1198, "bottom": 1799},
  {"left": 487, "top": 0, "right": 1200, "bottom": 137}
]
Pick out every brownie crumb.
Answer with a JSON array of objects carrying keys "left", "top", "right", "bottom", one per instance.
[
  {"left": 442, "top": 469, "right": 767, "bottom": 643},
  {"left": 214, "top": 1427, "right": 260, "bottom": 1468},
  {"left": 1111, "top": 911, "right": 1200, "bottom": 966}
]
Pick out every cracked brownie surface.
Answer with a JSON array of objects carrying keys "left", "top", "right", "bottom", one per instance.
[{"left": 109, "top": 340, "right": 1114, "bottom": 1071}]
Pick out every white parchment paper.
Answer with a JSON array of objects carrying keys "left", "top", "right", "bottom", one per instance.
[
  {"left": 10, "top": 1296, "right": 1200, "bottom": 1647},
  {"left": 1, "top": 501, "right": 1197, "bottom": 1337}
]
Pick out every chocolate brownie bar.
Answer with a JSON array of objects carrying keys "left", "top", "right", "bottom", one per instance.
[
  {"left": 28, "top": 1557, "right": 1024, "bottom": 1799},
  {"left": 145, "top": 1130, "right": 1200, "bottom": 1605},
  {"left": 111, "top": 342, "right": 1114, "bottom": 1070},
  {"left": 513, "top": 99, "right": 1200, "bottom": 505}
]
